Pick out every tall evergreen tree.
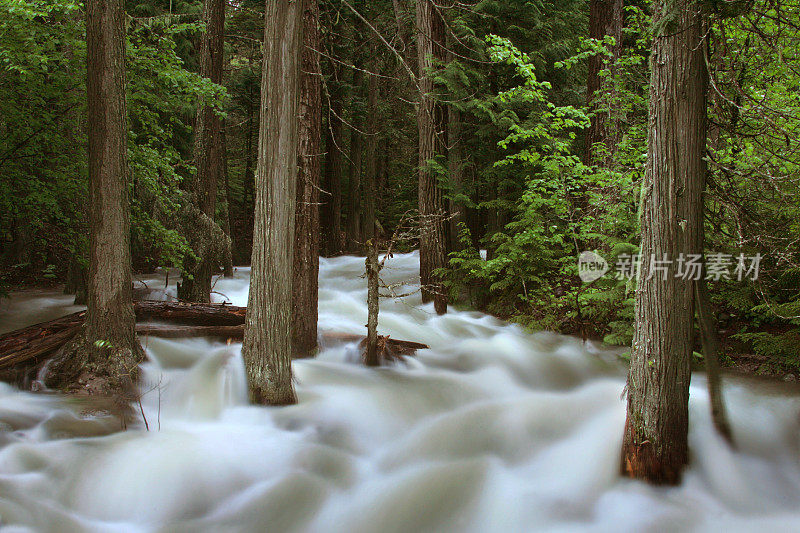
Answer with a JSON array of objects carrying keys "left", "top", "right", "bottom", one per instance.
[
  {"left": 293, "top": 0, "right": 322, "bottom": 357},
  {"left": 416, "top": 0, "right": 448, "bottom": 314},
  {"left": 178, "top": 0, "right": 228, "bottom": 302},
  {"left": 242, "top": 0, "right": 302, "bottom": 405},
  {"left": 620, "top": 0, "right": 708, "bottom": 484},
  {"left": 45, "top": 0, "right": 144, "bottom": 395}
]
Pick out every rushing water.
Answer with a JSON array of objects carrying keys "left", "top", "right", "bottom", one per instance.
[{"left": 1, "top": 252, "right": 800, "bottom": 532}]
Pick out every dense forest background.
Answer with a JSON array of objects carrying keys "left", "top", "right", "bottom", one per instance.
[{"left": 1, "top": 0, "right": 799, "bottom": 374}]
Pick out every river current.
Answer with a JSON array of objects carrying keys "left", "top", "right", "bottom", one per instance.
[{"left": 1, "top": 252, "right": 800, "bottom": 532}]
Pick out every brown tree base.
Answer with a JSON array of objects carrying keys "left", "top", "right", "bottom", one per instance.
[
  {"left": 620, "top": 415, "right": 686, "bottom": 485},
  {"left": 358, "top": 335, "right": 427, "bottom": 366},
  {"left": 249, "top": 383, "right": 297, "bottom": 406},
  {"left": 43, "top": 325, "right": 146, "bottom": 398}
]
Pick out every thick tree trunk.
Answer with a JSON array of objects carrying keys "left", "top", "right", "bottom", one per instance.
[
  {"left": 292, "top": 0, "right": 322, "bottom": 358},
  {"left": 584, "top": 0, "right": 623, "bottom": 166},
  {"left": 416, "top": 0, "right": 448, "bottom": 314},
  {"left": 620, "top": 0, "right": 707, "bottom": 485},
  {"left": 242, "top": 0, "right": 302, "bottom": 406},
  {"left": 44, "top": 0, "right": 144, "bottom": 396},
  {"left": 346, "top": 64, "right": 364, "bottom": 250},
  {"left": 321, "top": 63, "right": 345, "bottom": 256},
  {"left": 179, "top": 0, "right": 226, "bottom": 302}
]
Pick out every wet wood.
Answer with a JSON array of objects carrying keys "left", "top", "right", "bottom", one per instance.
[{"left": 0, "top": 301, "right": 429, "bottom": 378}]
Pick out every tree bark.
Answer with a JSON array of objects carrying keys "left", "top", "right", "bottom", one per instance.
[
  {"left": 44, "top": 0, "right": 144, "bottom": 396},
  {"left": 362, "top": 70, "right": 379, "bottom": 242},
  {"left": 292, "top": 0, "right": 322, "bottom": 358},
  {"left": 179, "top": 0, "right": 226, "bottom": 302},
  {"left": 416, "top": 0, "right": 448, "bottom": 314},
  {"left": 620, "top": 0, "right": 707, "bottom": 485},
  {"left": 346, "top": 63, "right": 364, "bottom": 250},
  {"left": 584, "top": 0, "right": 623, "bottom": 166},
  {"left": 220, "top": 122, "right": 235, "bottom": 277},
  {"left": 365, "top": 239, "right": 380, "bottom": 366},
  {"left": 321, "top": 60, "right": 346, "bottom": 256},
  {"left": 447, "top": 106, "right": 466, "bottom": 252},
  {"left": 242, "top": 0, "right": 302, "bottom": 406}
]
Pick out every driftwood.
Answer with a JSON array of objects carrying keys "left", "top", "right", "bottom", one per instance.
[{"left": 0, "top": 301, "right": 428, "bottom": 381}]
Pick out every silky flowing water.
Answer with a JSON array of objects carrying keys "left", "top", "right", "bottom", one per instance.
[{"left": 1, "top": 252, "right": 800, "bottom": 532}]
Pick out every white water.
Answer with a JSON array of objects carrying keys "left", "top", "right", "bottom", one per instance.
[{"left": 1, "top": 252, "right": 800, "bottom": 532}]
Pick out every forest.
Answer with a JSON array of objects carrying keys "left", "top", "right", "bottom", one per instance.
[{"left": 1, "top": 0, "right": 800, "bottom": 530}]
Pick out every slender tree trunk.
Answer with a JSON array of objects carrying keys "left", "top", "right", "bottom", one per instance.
[
  {"left": 321, "top": 63, "right": 345, "bottom": 256},
  {"left": 243, "top": 64, "right": 256, "bottom": 239},
  {"left": 242, "top": 0, "right": 302, "bottom": 406},
  {"left": 365, "top": 239, "right": 380, "bottom": 367},
  {"left": 179, "top": 0, "right": 226, "bottom": 302},
  {"left": 362, "top": 70, "right": 379, "bottom": 242},
  {"left": 416, "top": 0, "right": 448, "bottom": 314},
  {"left": 620, "top": 0, "right": 707, "bottom": 485},
  {"left": 45, "top": 0, "right": 143, "bottom": 396},
  {"left": 220, "top": 123, "right": 234, "bottom": 277},
  {"left": 447, "top": 106, "right": 465, "bottom": 252},
  {"left": 292, "top": 0, "right": 322, "bottom": 358},
  {"left": 346, "top": 64, "right": 364, "bottom": 250},
  {"left": 584, "top": 0, "right": 623, "bottom": 166}
]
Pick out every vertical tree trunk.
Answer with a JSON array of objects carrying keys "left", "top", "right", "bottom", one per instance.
[
  {"left": 362, "top": 70, "right": 379, "bottom": 242},
  {"left": 365, "top": 239, "right": 380, "bottom": 367},
  {"left": 416, "top": 0, "right": 448, "bottom": 314},
  {"left": 242, "top": 0, "right": 302, "bottom": 406},
  {"left": 321, "top": 63, "right": 345, "bottom": 256},
  {"left": 620, "top": 0, "right": 707, "bottom": 485},
  {"left": 220, "top": 123, "right": 234, "bottom": 277},
  {"left": 179, "top": 0, "right": 226, "bottom": 302},
  {"left": 447, "top": 106, "right": 465, "bottom": 252},
  {"left": 292, "top": 0, "right": 322, "bottom": 358},
  {"left": 346, "top": 64, "right": 364, "bottom": 250},
  {"left": 584, "top": 0, "right": 623, "bottom": 166},
  {"left": 45, "top": 0, "right": 143, "bottom": 396}
]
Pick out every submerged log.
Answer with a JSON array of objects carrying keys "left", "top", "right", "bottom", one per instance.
[{"left": 0, "top": 301, "right": 428, "bottom": 381}]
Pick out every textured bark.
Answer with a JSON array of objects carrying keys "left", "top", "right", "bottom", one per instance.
[
  {"left": 321, "top": 64, "right": 345, "bottom": 256},
  {"left": 242, "top": 0, "right": 302, "bottom": 406},
  {"left": 346, "top": 64, "right": 364, "bottom": 250},
  {"left": 584, "top": 0, "right": 623, "bottom": 166},
  {"left": 416, "top": 0, "right": 448, "bottom": 314},
  {"left": 365, "top": 240, "right": 380, "bottom": 367},
  {"left": 292, "top": 0, "right": 322, "bottom": 358},
  {"left": 621, "top": 0, "right": 707, "bottom": 484},
  {"left": 179, "top": 0, "right": 226, "bottom": 302},
  {"left": 44, "top": 0, "right": 144, "bottom": 396}
]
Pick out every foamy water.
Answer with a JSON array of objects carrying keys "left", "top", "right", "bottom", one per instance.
[{"left": 1, "top": 252, "right": 800, "bottom": 532}]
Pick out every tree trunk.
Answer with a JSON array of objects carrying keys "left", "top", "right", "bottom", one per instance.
[
  {"left": 242, "top": 0, "right": 302, "bottom": 406},
  {"left": 416, "top": 0, "right": 448, "bottom": 314},
  {"left": 292, "top": 0, "right": 322, "bottom": 358},
  {"left": 620, "top": 0, "right": 707, "bottom": 485},
  {"left": 365, "top": 239, "right": 380, "bottom": 366},
  {"left": 44, "top": 0, "right": 144, "bottom": 396},
  {"left": 362, "top": 70, "right": 379, "bottom": 243},
  {"left": 695, "top": 276, "right": 733, "bottom": 443},
  {"left": 584, "top": 0, "right": 623, "bottom": 166},
  {"left": 346, "top": 64, "right": 364, "bottom": 250},
  {"left": 179, "top": 0, "right": 226, "bottom": 302},
  {"left": 447, "top": 106, "right": 466, "bottom": 252},
  {"left": 321, "top": 61, "right": 345, "bottom": 256},
  {"left": 220, "top": 122, "right": 234, "bottom": 277}
]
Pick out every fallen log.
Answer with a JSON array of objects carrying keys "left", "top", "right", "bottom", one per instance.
[{"left": 0, "top": 301, "right": 429, "bottom": 380}]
